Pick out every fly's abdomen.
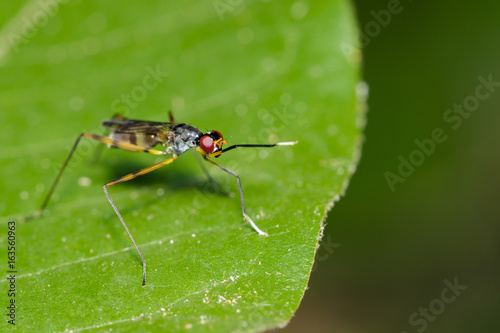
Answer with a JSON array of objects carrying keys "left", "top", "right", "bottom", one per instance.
[{"left": 109, "top": 132, "right": 159, "bottom": 149}]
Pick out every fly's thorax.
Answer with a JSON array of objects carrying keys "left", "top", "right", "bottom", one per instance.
[{"left": 170, "top": 124, "right": 203, "bottom": 155}]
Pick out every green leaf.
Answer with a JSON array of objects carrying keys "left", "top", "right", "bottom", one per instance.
[{"left": 0, "top": 0, "right": 363, "bottom": 331}]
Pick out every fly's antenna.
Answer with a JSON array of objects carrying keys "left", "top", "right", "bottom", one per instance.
[{"left": 207, "top": 141, "right": 298, "bottom": 158}]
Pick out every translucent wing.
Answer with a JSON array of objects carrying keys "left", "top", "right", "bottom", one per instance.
[{"left": 102, "top": 117, "right": 173, "bottom": 135}]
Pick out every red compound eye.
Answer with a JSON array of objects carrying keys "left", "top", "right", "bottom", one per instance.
[{"left": 200, "top": 135, "right": 215, "bottom": 153}]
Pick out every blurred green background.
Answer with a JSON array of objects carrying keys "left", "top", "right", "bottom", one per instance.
[{"left": 285, "top": 1, "right": 500, "bottom": 332}]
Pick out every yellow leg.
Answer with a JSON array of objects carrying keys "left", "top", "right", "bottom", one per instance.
[{"left": 105, "top": 156, "right": 178, "bottom": 186}]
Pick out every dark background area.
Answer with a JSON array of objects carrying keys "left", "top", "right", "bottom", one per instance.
[{"left": 285, "top": 1, "right": 500, "bottom": 332}]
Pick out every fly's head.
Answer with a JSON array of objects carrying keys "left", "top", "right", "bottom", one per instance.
[{"left": 197, "top": 130, "right": 227, "bottom": 158}]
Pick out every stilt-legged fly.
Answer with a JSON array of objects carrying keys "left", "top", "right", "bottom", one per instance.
[{"left": 38, "top": 112, "right": 297, "bottom": 286}]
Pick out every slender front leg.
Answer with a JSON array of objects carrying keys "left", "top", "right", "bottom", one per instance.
[
  {"left": 204, "top": 158, "right": 267, "bottom": 236},
  {"left": 103, "top": 156, "right": 178, "bottom": 286}
]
